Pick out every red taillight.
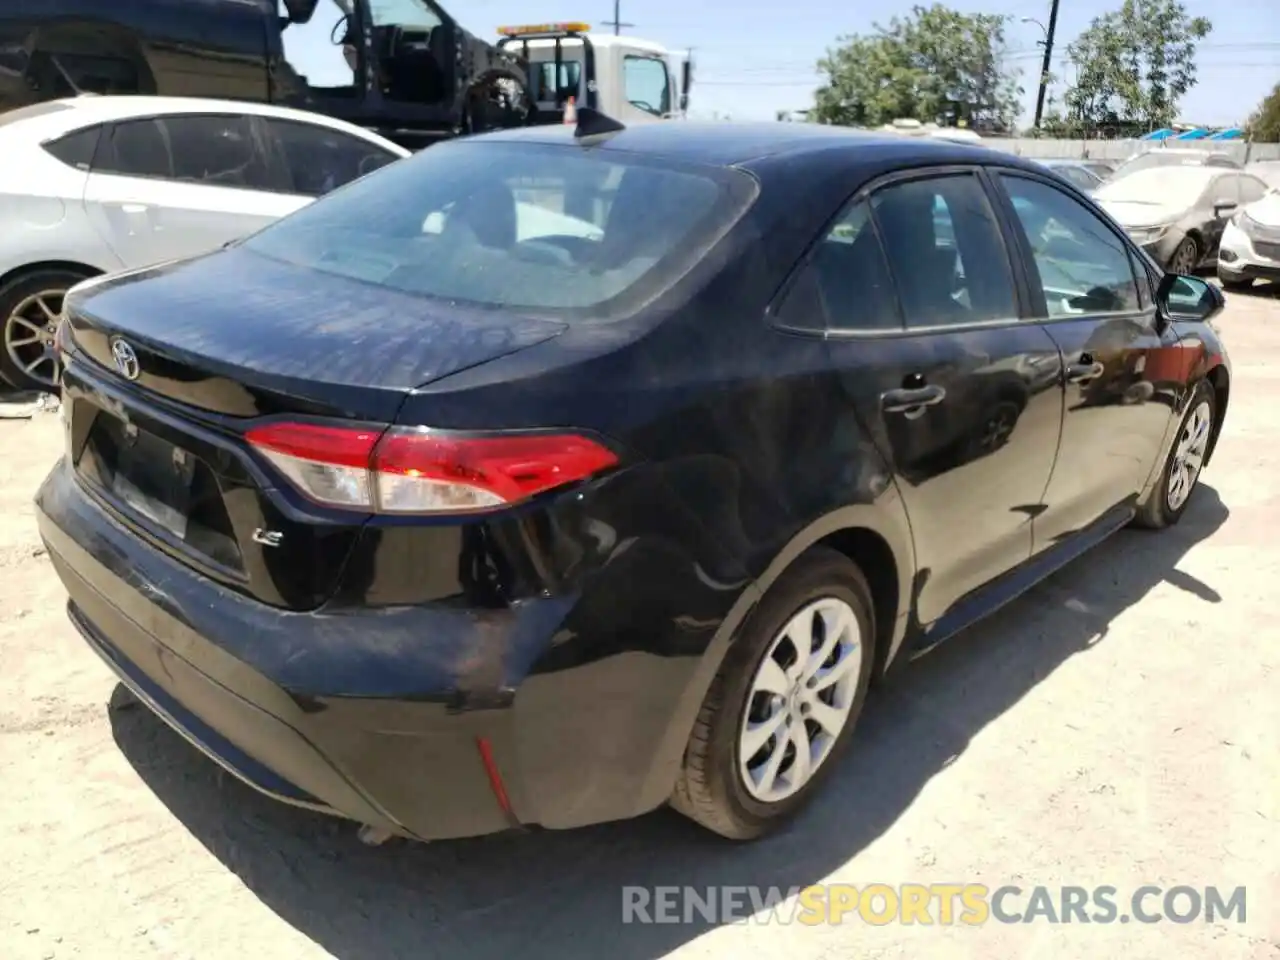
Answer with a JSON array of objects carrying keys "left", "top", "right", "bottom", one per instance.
[{"left": 245, "top": 421, "right": 618, "bottom": 515}]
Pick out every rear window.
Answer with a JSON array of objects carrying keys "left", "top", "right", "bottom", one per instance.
[{"left": 241, "top": 140, "right": 757, "bottom": 317}]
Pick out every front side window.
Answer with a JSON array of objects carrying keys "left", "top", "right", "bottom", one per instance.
[
  {"left": 367, "top": 0, "right": 442, "bottom": 29},
  {"left": 97, "top": 114, "right": 274, "bottom": 191},
  {"left": 260, "top": 118, "right": 400, "bottom": 196},
  {"left": 1238, "top": 174, "right": 1269, "bottom": 205},
  {"left": 623, "top": 56, "right": 671, "bottom": 116},
  {"left": 870, "top": 173, "right": 1017, "bottom": 328},
  {"left": 1000, "top": 173, "right": 1141, "bottom": 318},
  {"left": 243, "top": 141, "right": 756, "bottom": 317}
]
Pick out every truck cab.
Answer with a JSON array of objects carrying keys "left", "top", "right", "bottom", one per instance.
[{"left": 494, "top": 23, "right": 692, "bottom": 126}]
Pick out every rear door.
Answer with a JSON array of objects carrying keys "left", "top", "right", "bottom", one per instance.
[
  {"left": 991, "top": 169, "right": 1178, "bottom": 549},
  {"left": 83, "top": 113, "right": 307, "bottom": 268},
  {"left": 775, "top": 168, "right": 1065, "bottom": 628}
]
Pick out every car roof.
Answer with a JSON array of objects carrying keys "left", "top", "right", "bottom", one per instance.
[
  {"left": 0, "top": 95, "right": 410, "bottom": 155},
  {"left": 473, "top": 120, "right": 1039, "bottom": 172}
]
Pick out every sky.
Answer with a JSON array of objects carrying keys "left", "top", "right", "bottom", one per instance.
[{"left": 282, "top": 0, "right": 1279, "bottom": 129}]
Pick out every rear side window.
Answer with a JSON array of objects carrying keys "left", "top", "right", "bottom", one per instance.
[
  {"left": 870, "top": 174, "right": 1017, "bottom": 328},
  {"left": 258, "top": 117, "right": 401, "bottom": 197},
  {"left": 775, "top": 199, "right": 902, "bottom": 333},
  {"left": 42, "top": 125, "right": 102, "bottom": 170},
  {"left": 242, "top": 141, "right": 757, "bottom": 317},
  {"left": 97, "top": 114, "right": 275, "bottom": 190}
]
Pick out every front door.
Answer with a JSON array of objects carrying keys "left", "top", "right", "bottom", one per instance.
[
  {"left": 362, "top": 0, "right": 455, "bottom": 118},
  {"left": 778, "top": 169, "right": 1065, "bottom": 627},
  {"left": 991, "top": 170, "right": 1177, "bottom": 548}
]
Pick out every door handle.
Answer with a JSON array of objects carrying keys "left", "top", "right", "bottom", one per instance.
[
  {"left": 882, "top": 384, "right": 947, "bottom": 416},
  {"left": 1065, "top": 353, "right": 1105, "bottom": 384},
  {"left": 119, "top": 203, "right": 149, "bottom": 214}
]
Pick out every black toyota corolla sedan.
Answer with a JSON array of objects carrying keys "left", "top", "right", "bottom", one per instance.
[{"left": 37, "top": 113, "right": 1231, "bottom": 844}]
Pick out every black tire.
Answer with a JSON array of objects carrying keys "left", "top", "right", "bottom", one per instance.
[
  {"left": 1169, "top": 236, "right": 1199, "bottom": 275},
  {"left": 1133, "top": 379, "right": 1216, "bottom": 530},
  {"left": 669, "top": 547, "right": 876, "bottom": 840},
  {"left": 0, "top": 268, "right": 91, "bottom": 392}
]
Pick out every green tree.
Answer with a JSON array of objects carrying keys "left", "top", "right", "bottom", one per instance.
[
  {"left": 1064, "top": 0, "right": 1211, "bottom": 132},
  {"left": 1246, "top": 83, "right": 1280, "bottom": 142},
  {"left": 812, "top": 4, "right": 1023, "bottom": 131}
]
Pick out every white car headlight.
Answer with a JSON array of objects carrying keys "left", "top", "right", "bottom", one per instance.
[{"left": 1128, "top": 224, "right": 1170, "bottom": 245}]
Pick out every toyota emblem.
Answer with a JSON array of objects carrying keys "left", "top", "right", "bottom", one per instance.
[{"left": 110, "top": 338, "right": 140, "bottom": 381}]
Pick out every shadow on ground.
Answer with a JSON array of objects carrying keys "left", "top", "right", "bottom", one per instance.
[{"left": 110, "top": 486, "right": 1229, "bottom": 960}]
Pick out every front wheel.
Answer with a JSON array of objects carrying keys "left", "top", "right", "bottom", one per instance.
[
  {"left": 1168, "top": 236, "right": 1200, "bottom": 276},
  {"left": 1133, "top": 379, "right": 1216, "bottom": 530},
  {"left": 669, "top": 547, "right": 875, "bottom": 840}
]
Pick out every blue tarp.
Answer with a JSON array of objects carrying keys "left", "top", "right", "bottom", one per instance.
[
  {"left": 1141, "top": 128, "right": 1176, "bottom": 140},
  {"left": 1209, "top": 128, "right": 1243, "bottom": 140},
  {"left": 1174, "top": 128, "right": 1210, "bottom": 140}
]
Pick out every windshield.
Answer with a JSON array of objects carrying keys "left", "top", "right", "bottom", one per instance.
[
  {"left": 243, "top": 140, "right": 756, "bottom": 317},
  {"left": 1096, "top": 167, "right": 1216, "bottom": 205}
]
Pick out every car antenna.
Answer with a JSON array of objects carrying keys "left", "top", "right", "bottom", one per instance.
[{"left": 574, "top": 107, "right": 626, "bottom": 139}]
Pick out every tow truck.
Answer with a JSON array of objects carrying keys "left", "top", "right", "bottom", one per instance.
[{"left": 0, "top": 1, "right": 692, "bottom": 149}]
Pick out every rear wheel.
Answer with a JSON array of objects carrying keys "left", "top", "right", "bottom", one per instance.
[
  {"left": 1169, "top": 236, "right": 1200, "bottom": 275},
  {"left": 1133, "top": 379, "right": 1216, "bottom": 530},
  {"left": 670, "top": 547, "right": 875, "bottom": 839},
  {"left": 1, "top": 268, "right": 91, "bottom": 392}
]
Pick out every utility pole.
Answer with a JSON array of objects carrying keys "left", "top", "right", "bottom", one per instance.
[
  {"left": 602, "top": 0, "right": 633, "bottom": 34},
  {"left": 1033, "top": 0, "right": 1061, "bottom": 129}
]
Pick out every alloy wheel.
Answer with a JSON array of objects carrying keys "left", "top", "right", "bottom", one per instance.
[
  {"left": 1167, "top": 400, "right": 1212, "bottom": 511},
  {"left": 3, "top": 289, "right": 65, "bottom": 391},
  {"left": 737, "top": 597, "right": 863, "bottom": 803},
  {"left": 1170, "top": 240, "right": 1198, "bottom": 276}
]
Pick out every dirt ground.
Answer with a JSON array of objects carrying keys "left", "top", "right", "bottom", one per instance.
[{"left": 2, "top": 289, "right": 1278, "bottom": 960}]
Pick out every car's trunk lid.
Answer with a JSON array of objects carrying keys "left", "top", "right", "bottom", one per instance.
[{"left": 60, "top": 247, "right": 568, "bottom": 611}]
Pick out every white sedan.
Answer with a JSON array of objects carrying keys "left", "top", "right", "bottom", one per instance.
[{"left": 0, "top": 95, "right": 409, "bottom": 392}]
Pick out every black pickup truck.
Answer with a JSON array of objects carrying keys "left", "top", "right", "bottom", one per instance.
[{"left": 0, "top": 0, "right": 547, "bottom": 147}]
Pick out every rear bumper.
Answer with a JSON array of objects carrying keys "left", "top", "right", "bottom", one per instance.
[{"left": 37, "top": 458, "right": 712, "bottom": 841}]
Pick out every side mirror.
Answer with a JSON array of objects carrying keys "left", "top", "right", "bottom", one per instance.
[
  {"left": 1213, "top": 198, "right": 1238, "bottom": 218},
  {"left": 1156, "top": 273, "right": 1225, "bottom": 323},
  {"left": 679, "top": 58, "right": 692, "bottom": 114}
]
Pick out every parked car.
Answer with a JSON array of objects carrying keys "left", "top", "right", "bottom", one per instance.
[
  {"left": 1108, "top": 148, "right": 1241, "bottom": 181},
  {"left": 1039, "top": 159, "right": 1105, "bottom": 194},
  {"left": 1217, "top": 183, "right": 1280, "bottom": 291},
  {"left": 37, "top": 116, "right": 1231, "bottom": 845},
  {"left": 0, "top": 95, "right": 409, "bottom": 391},
  {"left": 1095, "top": 165, "right": 1271, "bottom": 273}
]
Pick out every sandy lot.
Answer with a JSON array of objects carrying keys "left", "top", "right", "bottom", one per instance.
[{"left": 2, "top": 290, "right": 1278, "bottom": 960}]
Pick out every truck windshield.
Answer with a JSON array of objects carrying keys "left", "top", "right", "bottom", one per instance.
[{"left": 242, "top": 140, "right": 757, "bottom": 318}]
